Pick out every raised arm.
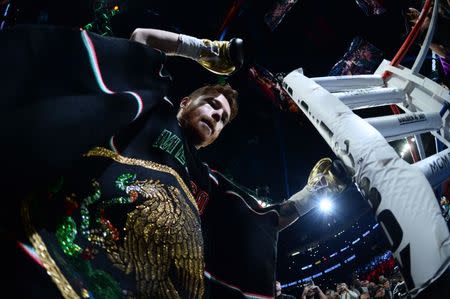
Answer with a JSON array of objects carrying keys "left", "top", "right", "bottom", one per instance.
[
  {"left": 130, "top": 28, "right": 244, "bottom": 75},
  {"left": 278, "top": 158, "right": 351, "bottom": 231},
  {"left": 278, "top": 186, "right": 315, "bottom": 231},
  {"left": 130, "top": 28, "right": 179, "bottom": 54}
]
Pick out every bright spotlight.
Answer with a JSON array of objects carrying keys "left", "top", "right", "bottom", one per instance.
[{"left": 319, "top": 198, "right": 332, "bottom": 213}]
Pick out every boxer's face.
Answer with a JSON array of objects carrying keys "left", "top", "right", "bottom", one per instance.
[{"left": 177, "top": 91, "right": 231, "bottom": 148}]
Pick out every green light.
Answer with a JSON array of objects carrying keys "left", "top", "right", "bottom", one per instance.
[{"left": 83, "top": 1, "right": 122, "bottom": 36}]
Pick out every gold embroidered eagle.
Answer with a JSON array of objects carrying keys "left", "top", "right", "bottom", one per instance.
[{"left": 107, "top": 179, "right": 204, "bottom": 299}]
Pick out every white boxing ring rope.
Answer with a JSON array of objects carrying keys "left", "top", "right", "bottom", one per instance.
[{"left": 282, "top": 67, "right": 450, "bottom": 297}]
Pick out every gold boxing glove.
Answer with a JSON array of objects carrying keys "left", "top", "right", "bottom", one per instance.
[
  {"left": 176, "top": 34, "right": 244, "bottom": 75},
  {"left": 198, "top": 38, "right": 244, "bottom": 75},
  {"left": 307, "top": 158, "right": 350, "bottom": 194},
  {"left": 289, "top": 158, "right": 350, "bottom": 217}
]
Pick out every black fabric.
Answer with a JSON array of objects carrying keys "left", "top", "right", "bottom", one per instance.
[
  {"left": 0, "top": 25, "right": 212, "bottom": 298},
  {"left": 0, "top": 24, "right": 170, "bottom": 234},
  {"left": 7, "top": 240, "right": 63, "bottom": 299},
  {"left": 0, "top": 24, "right": 169, "bottom": 185},
  {"left": 202, "top": 171, "right": 280, "bottom": 298},
  {"left": 27, "top": 103, "right": 207, "bottom": 298}
]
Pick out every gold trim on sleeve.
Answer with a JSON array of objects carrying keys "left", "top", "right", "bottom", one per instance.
[{"left": 21, "top": 197, "right": 81, "bottom": 299}]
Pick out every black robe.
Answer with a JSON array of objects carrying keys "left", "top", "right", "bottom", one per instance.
[{"left": 1, "top": 25, "right": 210, "bottom": 299}]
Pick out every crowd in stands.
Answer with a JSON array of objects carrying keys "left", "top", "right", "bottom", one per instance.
[{"left": 283, "top": 251, "right": 409, "bottom": 299}]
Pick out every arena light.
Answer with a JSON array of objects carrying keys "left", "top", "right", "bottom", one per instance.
[
  {"left": 400, "top": 142, "right": 411, "bottom": 157},
  {"left": 340, "top": 245, "right": 349, "bottom": 252},
  {"left": 318, "top": 198, "right": 333, "bottom": 213},
  {"left": 301, "top": 264, "right": 312, "bottom": 270},
  {"left": 344, "top": 254, "right": 356, "bottom": 263}
]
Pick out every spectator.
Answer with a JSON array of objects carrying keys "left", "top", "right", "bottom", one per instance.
[
  {"left": 379, "top": 276, "right": 393, "bottom": 299},
  {"left": 337, "top": 283, "right": 359, "bottom": 299},
  {"left": 276, "top": 281, "right": 296, "bottom": 299},
  {"left": 302, "top": 284, "right": 327, "bottom": 299}
]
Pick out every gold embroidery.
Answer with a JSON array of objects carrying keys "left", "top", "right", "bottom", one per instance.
[
  {"left": 21, "top": 197, "right": 80, "bottom": 299},
  {"left": 84, "top": 147, "right": 198, "bottom": 213},
  {"left": 22, "top": 147, "right": 205, "bottom": 299},
  {"left": 106, "top": 180, "right": 204, "bottom": 298}
]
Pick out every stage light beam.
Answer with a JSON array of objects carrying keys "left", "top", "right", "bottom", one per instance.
[{"left": 319, "top": 198, "right": 332, "bottom": 213}]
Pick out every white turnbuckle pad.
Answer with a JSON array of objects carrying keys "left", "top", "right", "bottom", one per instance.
[
  {"left": 332, "top": 87, "right": 405, "bottom": 110},
  {"left": 282, "top": 68, "right": 450, "bottom": 297},
  {"left": 365, "top": 112, "right": 442, "bottom": 141},
  {"left": 375, "top": 60, "right": 450, "bottom": 148}
]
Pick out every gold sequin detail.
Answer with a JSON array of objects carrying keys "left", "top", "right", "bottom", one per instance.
[
  {"left": 105, "top": 180, "right": 204, "bottom": 299},
  {"left": 88, "top": 147, "right": 204, "bottom": 298},
  {"left": 84, "top": 147, "right": 199, "bottom": 213},
  {"left": 21, "top": 147, "right": 205, "bottom": 299},
  {"left": 21, "top": 196, "right": 80, "bottom": 299}
]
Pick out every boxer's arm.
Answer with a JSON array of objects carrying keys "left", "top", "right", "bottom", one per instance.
[
  {"left": 278, "top": 186, "right": 315, "bottom": 231},
  {"left": 130, "top": 27, "right": 244, "bottom": 75},
  {"left": 130, "top": 28, "right": 179, "bottom": 54}
]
